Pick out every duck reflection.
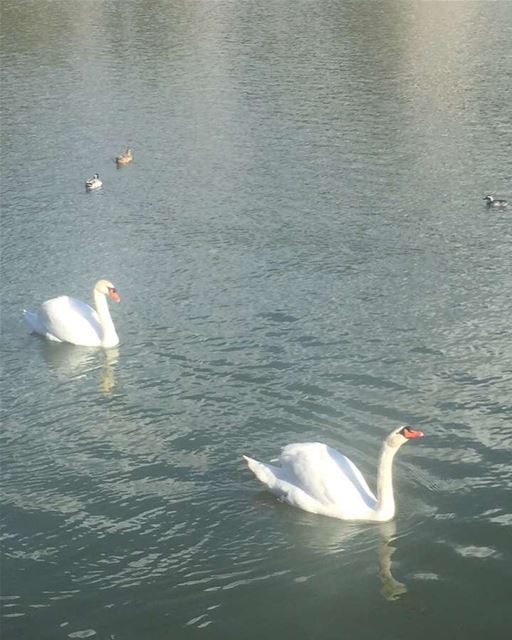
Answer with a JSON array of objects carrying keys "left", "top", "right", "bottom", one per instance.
[{"left": 37, "top": 341, "right": 119, "bottom": 395}]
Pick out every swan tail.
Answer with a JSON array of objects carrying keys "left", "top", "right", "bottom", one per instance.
[
  {"left": 23, "top": 309, "right": 61, "bottom": 341},
  {"left": 243, "top": 455, "right": 279, "bottom": 488},
  {"left": 23, "top": 309, "right": 45, "bottom": 335}
]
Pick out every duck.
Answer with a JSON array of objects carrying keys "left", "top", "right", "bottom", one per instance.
[
  {"left": 243, "top": 426, "right": 424, "bottom": 522},
  {"left": 116, "top": 147, "right": 133, "bottom": 165},
  {"left": 85, "top": 173, "right": 102, "bottom": 190},
  {"left": 484, "top": 195, "right": 508, "bottom": 208},
  {"left": 23, "top": 279, "right": 121, "bottom": 348}
]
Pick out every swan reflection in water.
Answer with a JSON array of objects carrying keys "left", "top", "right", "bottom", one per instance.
[
  {"left": 256, "top": 493, "right": 418, "bottom": 606},
  {"left": 37, "top": 341, "right": 119, "bottom": 395},
  {"left": 377, "top": 521, "right": 407, "bottom": 602}
]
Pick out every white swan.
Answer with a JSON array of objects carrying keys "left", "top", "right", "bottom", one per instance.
[
  {"left": 243, "top": 426, "right": 424, "bottom": 522},
  {"left": 24, "top": 279, "right": 120, "bottom": 348}
]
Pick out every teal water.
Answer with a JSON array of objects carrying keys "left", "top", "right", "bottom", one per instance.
[{"left": 1, "top": 1, "right": 512, "bottom": 639}]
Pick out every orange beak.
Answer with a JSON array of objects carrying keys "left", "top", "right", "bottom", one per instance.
[
  {"left": 109, "top": 290, "right": 121, "bottom": 302},
  {"left": 404, "top": 428, "right": 424, "bottom": 439}
]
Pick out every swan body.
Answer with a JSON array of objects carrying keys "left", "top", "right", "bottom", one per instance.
[
  {"left": 484, "top": 195, "right": 508, "bottom": 208},
  {"left": 243, "top": 426, "right": 424, "bottom": 522},
  {"left": 24, "top": 279, "right": 120, "bottom": 348},
  {"left": 85, "top": 173, "right": 102, "bottom": 190},
  {"left": 116, "top": 147, "right": 133, "bottom": 165}
]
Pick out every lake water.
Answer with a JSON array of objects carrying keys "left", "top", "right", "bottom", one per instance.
[{"left": 1, "top": 1, "right": 512, "bottom": 638}]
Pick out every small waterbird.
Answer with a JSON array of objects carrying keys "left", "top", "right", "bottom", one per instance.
[
  {"left": 85, "top": 173, "right": 102, "bottom": 190},
  {"left": 116, "top": 147, "right": 133, "bottom": 165},
  {"left": 484, "top": 194, "right": 508, "bottom": 208}
]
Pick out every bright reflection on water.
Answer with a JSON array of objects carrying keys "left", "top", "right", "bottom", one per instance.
[{"left": 1, "top": 1, "right": 512, "bottom": 639}]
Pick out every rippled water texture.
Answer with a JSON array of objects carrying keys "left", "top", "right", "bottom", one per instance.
[{"left": 1, "top": 1, "right": 512, "bottom": 639}]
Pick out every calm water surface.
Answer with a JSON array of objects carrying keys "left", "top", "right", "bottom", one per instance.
[{"left": 1, "top": 1, "right": 512, "bottom": 639}]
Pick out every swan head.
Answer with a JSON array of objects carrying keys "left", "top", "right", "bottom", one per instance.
[
  {"left": 94, "top": 279, "right": 121, "bottom": 302},
  {"left": 386, "top": 426, "right": 424, "bottom": 449}
]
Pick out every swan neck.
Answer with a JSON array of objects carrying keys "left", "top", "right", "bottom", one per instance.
[
  {"left": 375, "top": 443, "right": 399, "bottom": 521},
  {"left": 94, "top": 289, "right": 119, "bottom": 348}
]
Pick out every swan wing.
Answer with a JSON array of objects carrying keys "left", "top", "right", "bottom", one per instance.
[
  {"left": 279, "top": 443, "right": 377, "bottom": 510},
  {"left": 35, "top": 296, "right": 102, "bottom": 346}
]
